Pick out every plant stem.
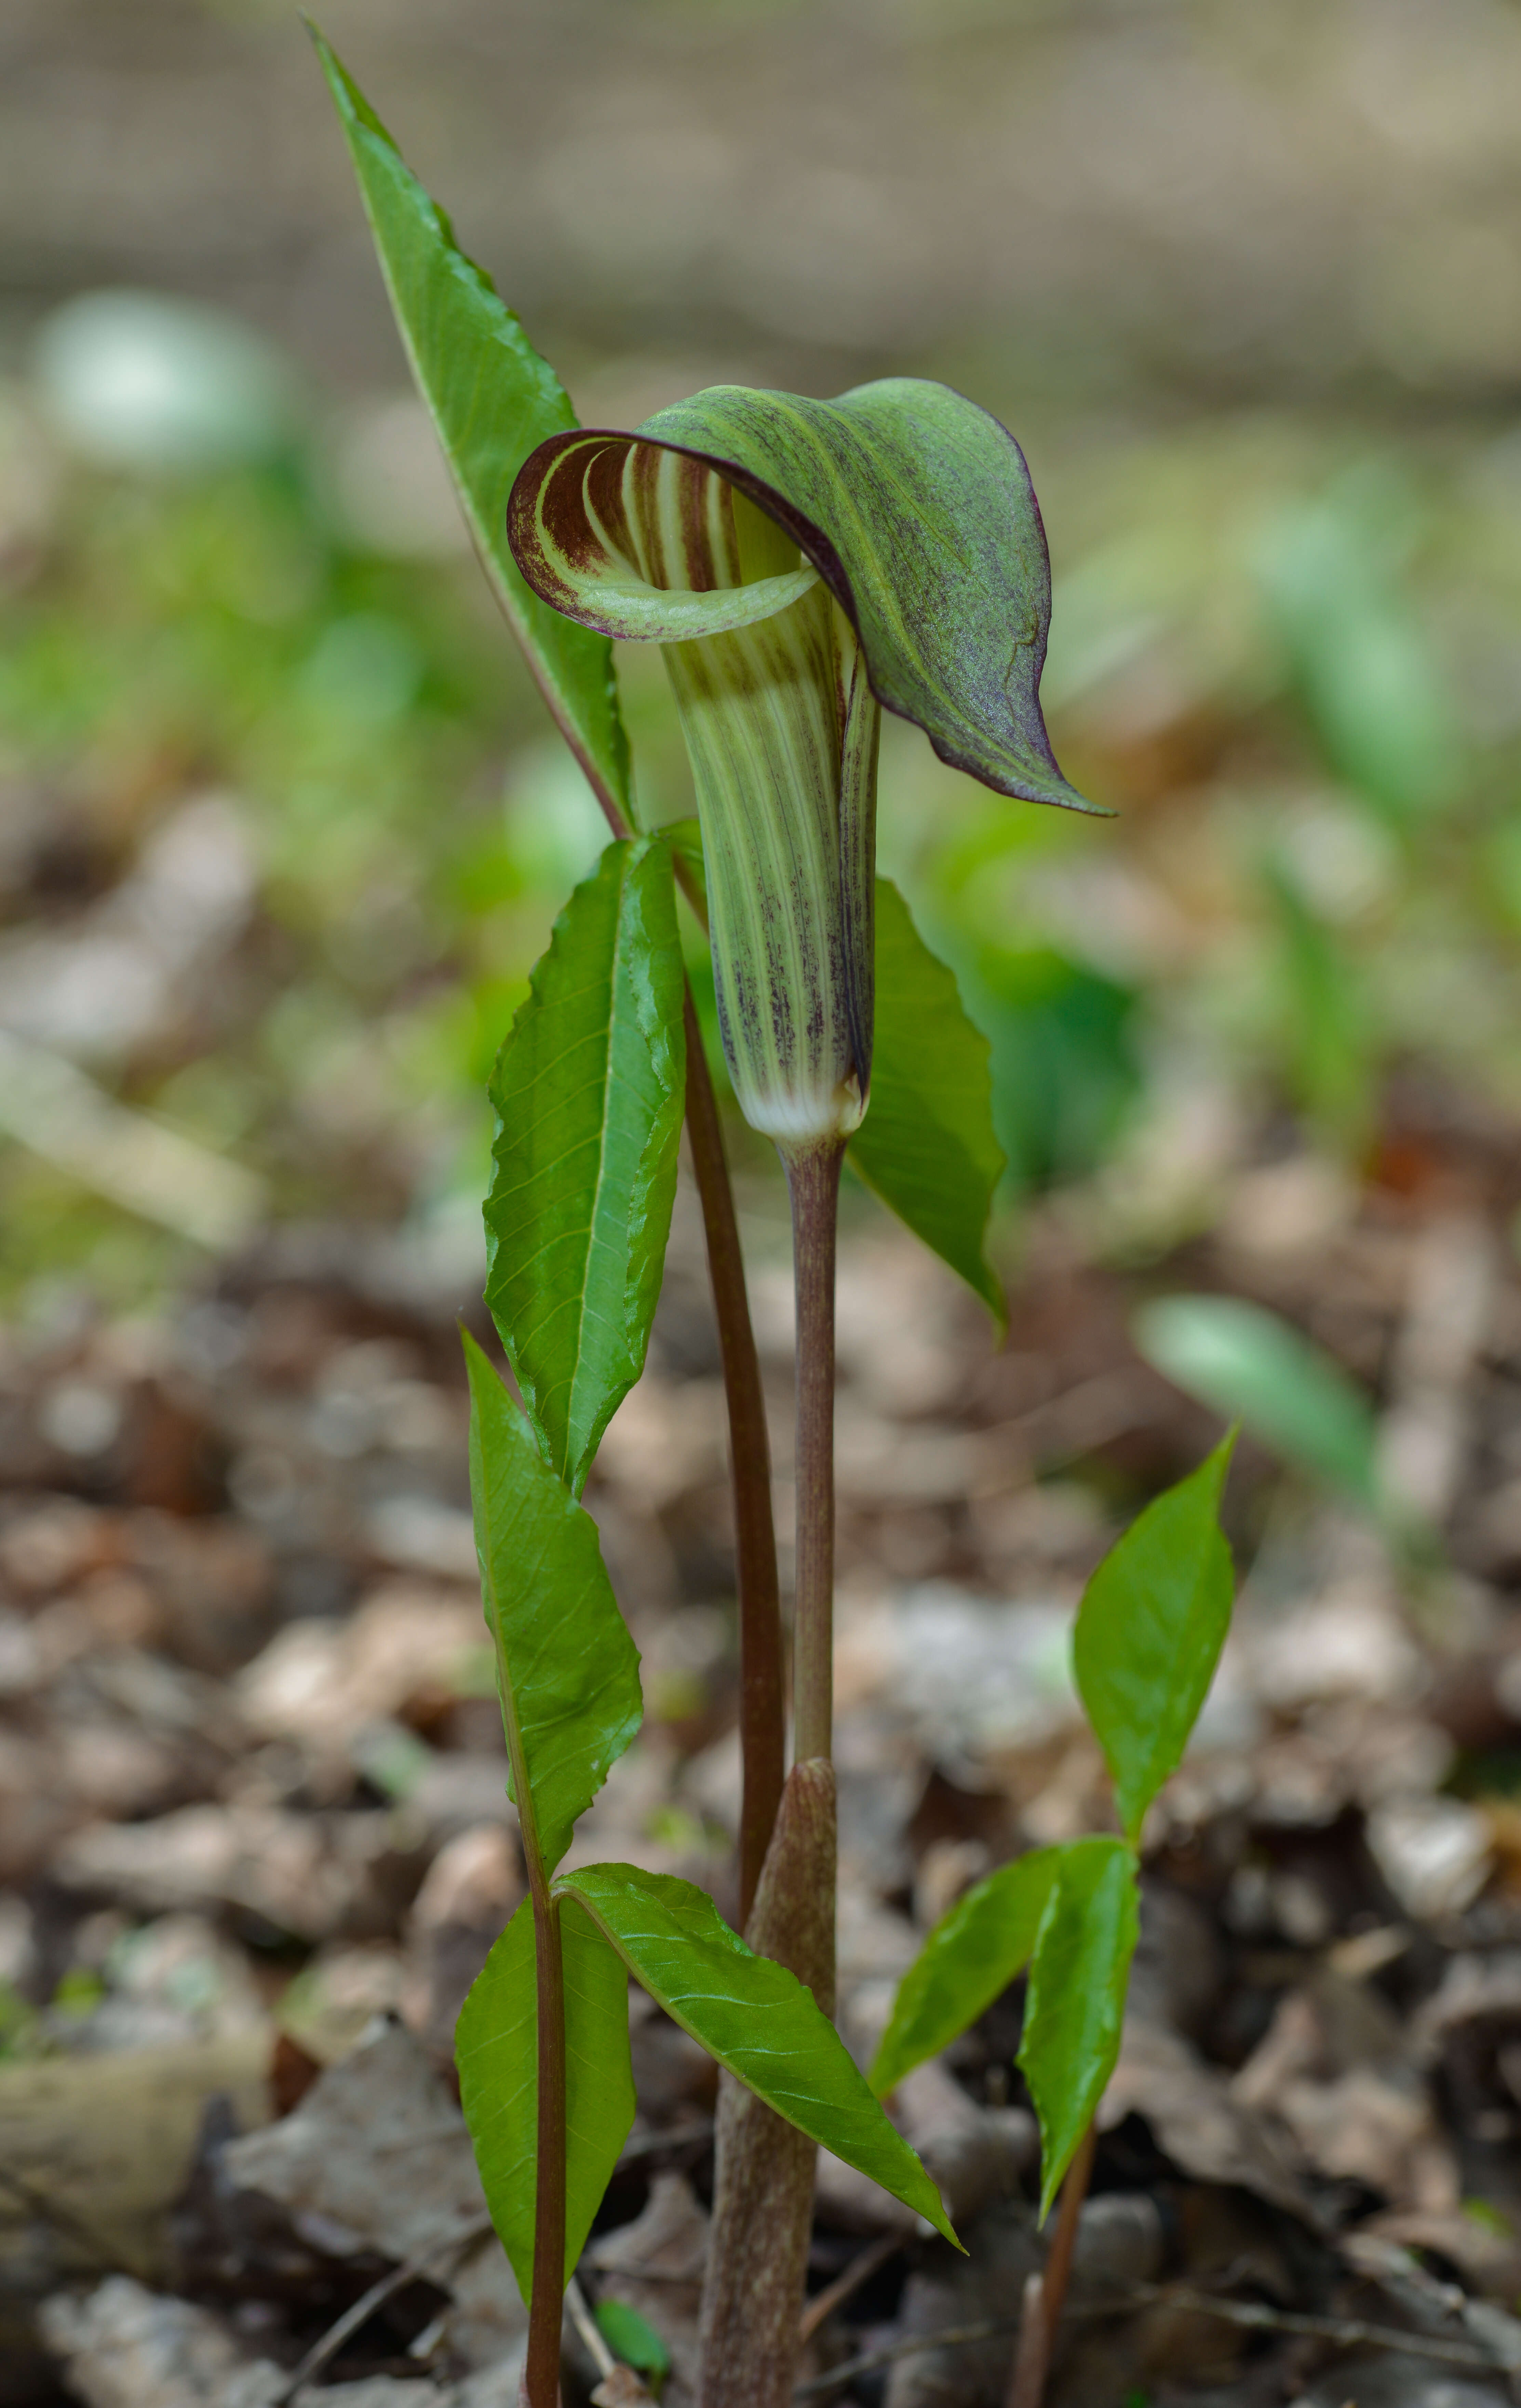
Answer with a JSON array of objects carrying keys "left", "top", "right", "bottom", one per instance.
[
  {"left": 1004, "top": 2121, "right": 1096, "bottom": 2408},
  {"left": 786, "top": 1141, "right": 843, "bottom": 1773},
  {"left": 525, "top": 1880, "right": 567, "bottom": 2408},
  {"left": 500, "top": 580, "right": 786, "bottom": 2392},
  {"left": 682, "top": 990, "right": 784, "bottom": 1924},
  {"left": 699, "top": 1143, "right": 843, "bottom": 2408},
  {"left": 528, "top": 683, "right": 785, "bottom": 1921}
]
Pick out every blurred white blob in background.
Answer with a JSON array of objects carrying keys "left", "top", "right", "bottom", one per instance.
[{"left": 32, "top": 289, "right": 296, "bottom": 474}]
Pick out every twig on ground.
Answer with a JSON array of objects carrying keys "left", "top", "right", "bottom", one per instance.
[
  {"left": 571, "top": 2273, "right": 660, "bottom": 2405},
  {"left": 1117, "top": 2283, "right": 1507, "bottom": 2373},
  {"left": 272, "top": 2117, "right": 710, "bottom": 2402},
  {"left": 0, "top": 2162, "right": 122, "bottom": 2267},
  {"left": 797, "top": 2233, "right": 904, "bottom": 2347},
  {"left": 272, "top": 2210, "right": 493, "bottom": 2404},
  {"left": 793, "top": 2316, "right": 1018, "bottom": 2398},
  {"left": 566, "top": 2276, "right": 616, "bottom": 2380},
  {"left": 1004, "top": 2275, "right": 1047, "bottom": 2408},
  {"left": 791, "top": 2279, "right": 1509, "bottom": 2401}
]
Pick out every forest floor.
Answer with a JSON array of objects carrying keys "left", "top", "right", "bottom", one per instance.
[
  {"left": 5, "top": 7, "right": 1521, "bottom": 2406},
  {"left": 6, "top": 1097, "right": 1521, "bottom": 2408}
]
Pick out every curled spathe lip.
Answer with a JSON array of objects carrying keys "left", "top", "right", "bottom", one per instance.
[
  {"left": 505, "top": 379, "right": 1099, "bottom": 1155},
  {"left": 506, "top": 376, "right": 1103, "bottom": 819},
  {"left": 511, "top": 426, "right": 822, "bottom": 642}
]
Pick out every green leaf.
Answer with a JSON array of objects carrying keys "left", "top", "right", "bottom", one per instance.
[
  {"left": 1134, "top": 1294, "right": 1381, "bottom": 1512},
  {"left": 311, "top": 29, "right": 631, "bottom": 818},
  {"left": 1257, "top": 478, "right": 1457, "bottom": 826},
  {"left": 964, "top": 942, "right": 1139, "bottom": 1197},
  {"left": 464, "top": 1334, "right": 642, "bottom": 1875},
  {"left": 658, "top": 816, "right": 708, "bottom": 920},
  {"left": 869, "top": 1848, "right": 1061, "bottom": 2099},
  {"left": 456, "top": 1895, "right": 635, "bottom": 2306},
  {"left": 1018, "top": 1837, "right": 1139, "bottom": 2218},
  {"left": 1263, "top": 854, "right": 1374, "bottom": 1152},
  {"left": 595, "top": 2298, "right": 670, "bottom": 2379},
  {"left": 485, "top": 836, "right": 686, "bottom": 1495},
  {"left": 557, "top": 1863, "right": 959, "bottom": 2247},
  {"left": 510, "top": 382, "right": 1101, "bottom": 818},
  {"left": 848, "top": 880, "right": 1006, "bottom": 1323},
  {"left": 1072, "top": 1435, "right": 1237, "bottom": 1847}
]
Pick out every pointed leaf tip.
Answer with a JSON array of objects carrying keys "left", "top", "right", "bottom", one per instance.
[
  {"left": 1073, "top": 1432, "right": 1237, "bottom": 1846},
  {"left": 313, "top": 31, "right": 632, "bottom": 820},
  {"left": 307, "top": 23, "right": 387, "bottom": 143},
  {"left": 558, "top": 1863, "right": 960, "bottom": 2247}
]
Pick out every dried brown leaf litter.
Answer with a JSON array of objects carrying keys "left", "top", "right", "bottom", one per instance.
[{"left": 8, "top": 1160, "right": 1521, "bottom": 2406}]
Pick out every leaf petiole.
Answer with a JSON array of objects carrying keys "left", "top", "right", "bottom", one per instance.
[{"left": 525, "top": 1887, "right": 567, "bottom": 2408}]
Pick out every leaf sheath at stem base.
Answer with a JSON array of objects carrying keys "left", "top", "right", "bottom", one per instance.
[{"left": 699, "top": 1761, "right": 837, "bottom": 2408}]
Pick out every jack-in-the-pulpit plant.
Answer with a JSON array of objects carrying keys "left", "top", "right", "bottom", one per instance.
[
  {"left": 317, "top": 27, "right": 1240, "bottom": 2408},
  {"left": 503, "top": 387, "right": 1099, "bottom": 2394}
]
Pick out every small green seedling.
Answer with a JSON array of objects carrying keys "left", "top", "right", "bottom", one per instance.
[
  {"left": 596, "top": 2297, "right": 670, "bottom": 2387},
  {"left": 873, "top": 1435, "right": 1236, "bottom": 2200},
  {"left": 872, "top": 1437, "right": 1238, "bottom": 2396}
]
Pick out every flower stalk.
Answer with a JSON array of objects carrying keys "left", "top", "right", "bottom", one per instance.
[
  {"left": 691, "top": 1141, "right": 845, "bottom": 2405},
  {"left": 786, "top": 1141, "right": 844, "bottom": 1778},
  {"left": 495, "top": 458, "right": 791, "bottom": 2394}
]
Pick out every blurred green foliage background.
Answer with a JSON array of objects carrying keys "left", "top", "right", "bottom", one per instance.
[{"left": 2, "top": 0, "right": 1520, "bottom": 1307}]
